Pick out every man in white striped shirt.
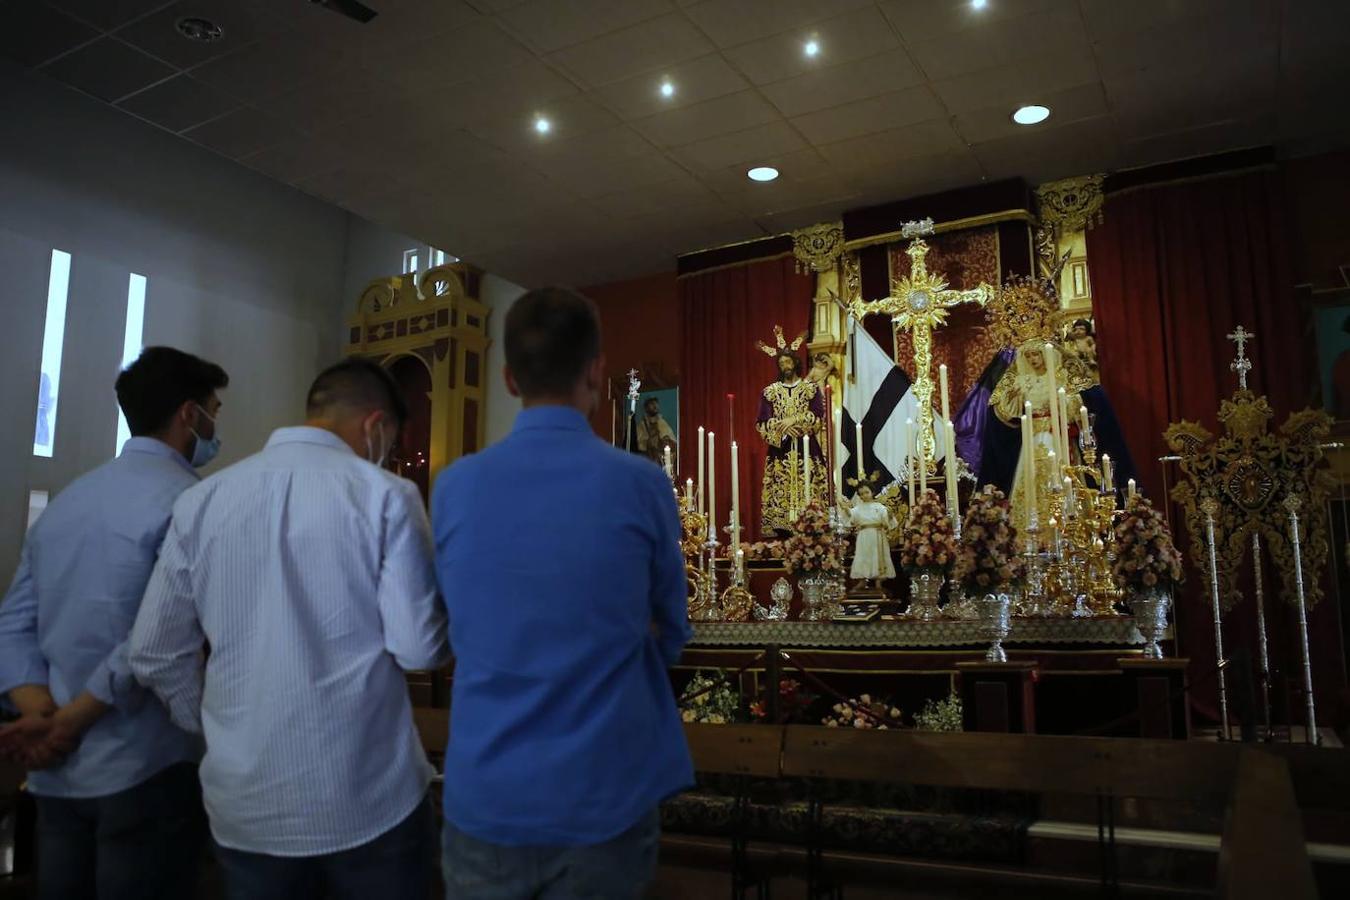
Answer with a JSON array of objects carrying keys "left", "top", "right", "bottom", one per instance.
[{"left": 129, "top": 358, "right": 450, "bottom": 900}]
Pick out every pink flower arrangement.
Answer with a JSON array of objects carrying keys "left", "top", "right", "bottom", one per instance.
[
  {"left": 953, "top": 485, "right": 1024, "bottom": 595},
  {"left": 896, "top": 489, "right": 958, "bottom": 573},
  {"left": 1112, "top": 495, "right": 1184, "bottom": 590},
  {"left": 726, "top": 539, "right": 784, "bottom": 560},
  {"left": 821, "top": 693, "right": 902, "bottom": 729},
  {"left": 783, "top": 500, "right": 847, "bottom": 574}
]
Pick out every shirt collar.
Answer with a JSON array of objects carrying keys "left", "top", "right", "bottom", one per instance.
[
  {"left": 265, "top": 426, "right": 355, "bottom": 454},
  {"left": 511, "top": 406, "right": 592, "bottom": 434},
  {"left": 120, "top": 436, "right": 198, "bottom": 478}
]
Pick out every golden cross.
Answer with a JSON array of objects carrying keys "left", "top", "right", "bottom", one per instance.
[{"left": 847, "top": 232, "right": 994, "bottom": 469}]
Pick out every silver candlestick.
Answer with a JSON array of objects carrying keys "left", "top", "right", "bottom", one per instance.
[
  {"left": 1285, "top": 495, "right": 1319, "bottom": 745},
  {"left": 1201, "top": 497, "right": 1231, "bottom": 740},
  {"left": 1250, "top": 531, "right": 1273, "bottom": 738}
]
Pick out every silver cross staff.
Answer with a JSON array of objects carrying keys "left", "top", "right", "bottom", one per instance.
[
  {"left": 1227, "top": 325, "right": 1254, "bottom": 390},
  {"left": 627, "top": 368, "right": 641, "bottom": 414}
]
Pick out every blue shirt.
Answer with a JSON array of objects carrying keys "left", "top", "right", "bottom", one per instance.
[
  {"left": 129, "top": 427, "right": 450, "bottom": 856},
  {"left": 432, "top": 406, "right": 693, "bottom": 846},
  {"left": 0, "top": 438, "right": 203, "bottom": 798}
]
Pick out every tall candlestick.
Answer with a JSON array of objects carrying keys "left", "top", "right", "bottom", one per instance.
[
  {"left": 1045, "top": 343, "right": 1061, "bottom": 476},
  {"left": 823, "top": 385, "right": 834, "bottom": 506},
  {"left": 685, "top": 477, "right": 693, "bottom": 503},
  {"left": 854, "top": 422, "right": 864, "bottom": 482},
  {"left": 707, "top": 431, "right": 716, "bottom": 541},
  {"left": 730, "top": 440, "right": 741, "bottom": 550},
  {"left": 939, "top": 363, "right": 951, "bottom": 433},
  {"left": 1127, "top": 478, "right": 1137, "bottom": 502},
  {"left": 833, "top": 403, "right": 843, "bottom": 501},
  {"left": 1063, "top": 475, "right": 1075, "bottom": 518},
  {"left": 1079, "top": 405, "right": 1092, "bottom": 446},
  {"left": 1057, "top": 387, "right": 1071, "bottom": 466},
  {"left": 663, "top": 445, "right": 672, "bottom": 478},
  {"left": 904, "top": 417, "right": 915, "bottom": 504},
  {"left": 802, "top": 434, "right": 812, "bottom": 505},
  {"left": 1101, "top": 454, "right": 1113, "bottom": 493},
  {"left": 697, "top": 426, "right": 706, "bottom": 516},
  {"left": 945, "top": 420, "right": 959, "bottom": 525},
  {"left": 1021, "top": 411, "right": 1036, "bottom": 521},
  {"left": 919, "top": 439, "right": 928, "bottom": 495}
]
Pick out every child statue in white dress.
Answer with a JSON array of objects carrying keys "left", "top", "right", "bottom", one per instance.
[{"left": 839, "top": 484, "right": 899, "bottom": 592}]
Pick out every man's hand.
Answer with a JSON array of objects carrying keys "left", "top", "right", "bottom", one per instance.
[{"left": 0, "top": 691, "right": 106, "bottom": 770}]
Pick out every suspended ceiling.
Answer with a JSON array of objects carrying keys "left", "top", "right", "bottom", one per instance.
[{"left": 2, "top": 0, "right": 1348, "bottom": 287}]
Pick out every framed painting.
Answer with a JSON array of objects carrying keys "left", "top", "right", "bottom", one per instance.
[{"left": 1312, "top": 287, "right": 1350, "bottom": 423}]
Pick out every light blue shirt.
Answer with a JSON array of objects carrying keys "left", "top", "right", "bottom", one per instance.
[
  {"left": 0, "top": 437, "right": 203, "bottom": 798},
  {"left": 129, "top": 426, "right": 450, "bottom": 856},
  {"left": 432, "top": 406, "right": 693, "bottom": 846}
]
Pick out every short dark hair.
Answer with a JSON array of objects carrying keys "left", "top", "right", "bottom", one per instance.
[
  {"left": 504, "top": 287, "right": 601, "bottom": 399},
  {"left": 115, "top": 346, "right": 229, "bottom": 436},
  {"left": 306, "top": 358, "right": 408, "bottom": 426}
]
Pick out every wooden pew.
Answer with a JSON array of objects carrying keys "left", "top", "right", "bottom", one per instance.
[{"left": 1218, "top": 749, "right": 1318, "bottom": 899}]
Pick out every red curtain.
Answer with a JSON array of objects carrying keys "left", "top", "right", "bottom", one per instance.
[
  {"left": 1088, "top": 169, "right": 1345, "bottom": 727},
  {"left": 679, "top": 256, "right": 815, "bottom": 543}
]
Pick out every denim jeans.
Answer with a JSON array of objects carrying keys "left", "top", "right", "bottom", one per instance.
[
  {"left": 34, "top": 761, "right": 206, "bottom": 900},
  {"left": 213, "top": 794, "right": 434, "bottom": 900},
  {"left": 441, "top": 809, "right": 661, "bottom": 900}
]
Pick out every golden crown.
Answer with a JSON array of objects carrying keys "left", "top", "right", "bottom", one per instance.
[
  {"left": 986, "top": 274, "right": 1061, "bottom": 349},
  {"left": 755, "top": 324, "right": 807, "bottom": 357}
]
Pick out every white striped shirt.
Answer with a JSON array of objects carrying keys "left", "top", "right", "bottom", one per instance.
[{"left": 129, "top": 426, "right": 449, "bottom": 856}]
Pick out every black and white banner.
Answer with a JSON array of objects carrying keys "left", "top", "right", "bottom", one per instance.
[{"left": 839, "top": 325, "right": 946, "bottom": 497}]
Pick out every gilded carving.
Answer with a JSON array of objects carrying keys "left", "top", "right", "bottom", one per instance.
[
  {"left": 1036, "top": 174, "right": 1106, "bottom": 237},
  {"left": 791, "top": 221, "right": 845, "bottom": 274}
]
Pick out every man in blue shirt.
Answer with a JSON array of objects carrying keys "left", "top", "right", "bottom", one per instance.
[
  {"left": 0, "top": 346, "right": 228, "bottom": 899},
  {"left": 433, "top": 287, "right": 693, "bottom": 899}
]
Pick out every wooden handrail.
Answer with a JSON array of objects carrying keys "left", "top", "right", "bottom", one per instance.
[
  {"left": 683, "top": 723, "right": 783, "bottom": 778},
  {"left": 1217, "top": 750, "right": 1318, "bottom": 899}
]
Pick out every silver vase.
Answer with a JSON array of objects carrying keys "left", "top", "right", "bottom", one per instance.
[
  {"left": 975, "top": 593, "right": 1012, "bottom": 662},
  {"left": 755, "top": 576, "right": 792, "bottom": 621},
  {"left": 1130, "top": 589, "right": 1170, "bottom": 660},
  {"left": 799, "top": 573, "right": 830, "bottom": 621},
  {"left": 906, "top": 569, "right": 944, "bottom": 621}
]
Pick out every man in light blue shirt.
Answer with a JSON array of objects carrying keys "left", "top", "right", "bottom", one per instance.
[
  {"left": 0, "top": 346, "right": 228, "bottom": 900},
  {"left": 433, "top": 287, "right": 693, "bottom": 899},
  {"left": 130, "top": 358, "right": 450, "bottom": 900}
]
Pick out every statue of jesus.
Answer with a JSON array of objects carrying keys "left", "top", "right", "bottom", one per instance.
[{"left": 755, "top": 329, "right": 826, "bottom": 535}]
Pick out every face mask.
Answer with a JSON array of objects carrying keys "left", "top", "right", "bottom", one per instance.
[
  {"left": 189, "top": 405, "right": 221, "bottom": 469},
  {"left": 364, "top": 421, "right": 389, "bottom": 468}
]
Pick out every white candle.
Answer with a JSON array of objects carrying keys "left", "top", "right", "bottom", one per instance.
[
  {"left": 1128, "top": 478, "right": 1137, "bottom": 502},
  {"left": 939, "top": 363, "right": 951, "bottom": 431},
  {"left": 945, "top": 420, "right": 959, "bottom": 524},
  {"left": 730, "top": 440, "right": 741, "bottom": 549},
  {"left": 685, "top": 477, "right": 693, "bottom": 503},
  {"left": 833, "top": 405, "right": 843, "bottom": 497},
  {"left": 905, "top": 417, "right": 915, "bottom": 504},
  {"left": 1079, "top": 405, "right": 1092, "bottom": 446},
  {"left": 1021, "top": 411, "right": 1036, "bottom": 521},
  {"left": 1101, "top": 454, "right": 1113, "bottom": 493},
  {"left": 1057, "top": 387, "right": 1071, "bottom": 466},
  {"left": 1064, "top": 475, "right": 1075, "bottom": 518},
  {"left": 663, "top": 445, "right": 672, "bottom": 477},
  {"left": 1045, "top": 343, "right": 1061, "bottom": 475},
  {"left": 697, "top": 426, "right": 705, "bottom": 517},
  {"left": 802, "top": 434, "right": 811, "bottom": 504},
  {"left": 854, "top": 421, "right": 864, "bottom": 482},
  {"left": 735, "top": 547, "right": 745, "bottom": 577},
  {"left": 707, "top": 431, "right": 716, "bottom": 541}
]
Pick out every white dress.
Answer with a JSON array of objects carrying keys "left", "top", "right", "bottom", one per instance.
[{"left": 843, "top": 500, "right": 898, "bottom": 580}]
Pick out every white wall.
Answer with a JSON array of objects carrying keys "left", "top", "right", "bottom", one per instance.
[
  {"left": 482, "top": 273, "right": 526, "bottom": 445},
  {"left": 0, "top": 61, "right": 407, "bottom": 586}
]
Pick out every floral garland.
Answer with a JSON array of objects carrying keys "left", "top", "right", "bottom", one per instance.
[
  {"left": 822, "top": 693, "right": 902, "bottom": 729},
  {"left": 896, "top": 489, "right": 958, "bottom": 572},
  {"left": 728, "top": 539, "right": 784, "bottom": 560},
  {"left": 749, "top": 677, "right": 818, "bottom": 724},
  {"left": 678, "top": 670, "right": 742, "bottom": 724},
  {"left": 1112, "top": 495, "right": 1184, "bottom": 591},
  {"left": 952, "top": 484, "right": 1023, "bottom": 595},
  {"left": 783, "top": 499, "right": 846, "bottom": 574}
]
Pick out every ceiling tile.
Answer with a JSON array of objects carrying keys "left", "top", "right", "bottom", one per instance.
[
  {"left": 816, "top": 118, "right": 966, "bottom": 169},
  {"left": 0, "top": 2, "right": 98, "bottom": 67},
  {"left": 588, "top": 175, "right": 725, "bottom": 218},
  {"left": 383, "top": 19, "right": 535, "bottom": 89},
  {"left": 722, "top": 6, "right": 899, "bottom": 86},
  {"left": 593, "top": 53, "right": 749, "bottom": 121},
  {"left": 671, "top": 120, "right": 807, "bottom": 171},
  {"left": 182, "top": 104, "right": 286, "bottom": 158},
  {"left": 754, "top": 195, "right": 861, "bottom": 234},
  {"left": 498, "top": 0, "right": 674, "bottom": 53},
  {"left": 1078, "top": 0, "right": 1261, "bottom": 42},
  {"left": 835, "top": 147, "right": 985, "bottom": 203},
  {"left": 251, "top": 65, "right": 412, "bottom": 135},
  {"left": 1117, "top": 116, "right": 1268, "bottom": 172},
  {"left": 45, "top": 0, "right": 167, "bottom": 31},
  {"left": 41, "top": 37, "right": 177, "bottom": 103},
  {"left": 260, "top": 0, "right": 485, "bottom": 55},
  {"left": 929, "top": 48, "right": 1099, "bottom": 114},
  {"left": 632, "top": 89, "right": 780, "bottom": 147},
  {"left": 682, "top": 0, "right": 873, "bottom": 48},
  {"left": 192, "top": 32, "right": 356, "bottom": 102},
  {"left": 951, "top": 81, "right": 1107, "bottom": 145},
  {"left": 790, "top": 85, "right": 945, "bottom": 144},
  {"left": 879, "top": 0, "right": 1073, "bottom": 43},
  {"left": 546, "top": 13, "right": 713, "bottom": 88},
  {"left": 116, "top": 74, "right": 240, "bottom": 132},
  {"left": 116, "top": 0, "right": 281, "bottom": 69},
  {"left": 906, "top": 4, "right": 1090, "bottom": 82},
  {"left": 694, "top": 146, "right": 835, "bottom": 194},
  {"left": 971, "top": 116, "right": 1121, "bottom": 184},
  {"left": 237, "top": 133, "right": 354, "bottom": 184},
  {"left": 760, "top": 49, "right": 923, "bottom": 118},
  {"left": 720, "top": 172, "right": 857, "bottom": 218},
  {"left": 420, "top": 61, "right": 580, "bottom": 127},
  {"left": 468, "top": 93, "right": 622, "bottom": 152}
]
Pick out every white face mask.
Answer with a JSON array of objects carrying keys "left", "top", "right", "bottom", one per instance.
[
  {"left": 189, "top": 405, "right": 221, "bottom": 468},
  {"left": 364, "top": 420, "right": 389, "bottom": 468}
]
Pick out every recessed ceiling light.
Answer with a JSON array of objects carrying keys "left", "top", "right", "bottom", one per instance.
[
  {"left": 659, "top": 80, "right": 675, "bottom": 98},
  {"left": 747, "top": 166, "right": 779, "bottom": 182},
  {"left": 176, "top": 17, "right": 224, "bottom": 42},
  {"left": 1011, "top": 104, "right": 1051, "bottom": 125},
  {"left": 803, "top": 39, "right": 820, "bottom": 58},
  {"left": 971, "top": 0, "right": 988, "bottom": 10},
  {"left": 534, "top": 116, "right": 551, "bottom": 135}
]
